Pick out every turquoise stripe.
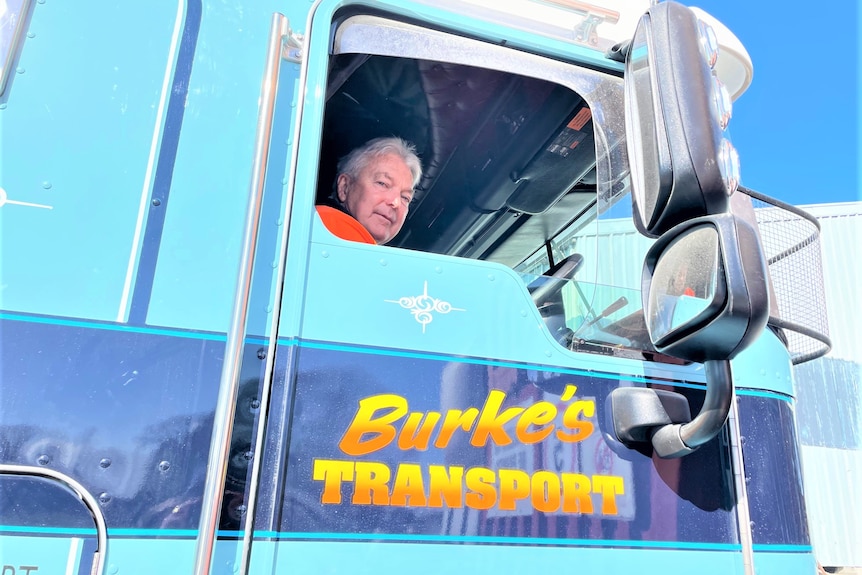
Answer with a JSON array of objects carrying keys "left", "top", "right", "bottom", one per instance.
[
  {"left": 0, "top": 525, "right": 811, "bottom": 554},
  {"left": 1, "top": 526, "right": 271, "bottom": 539},
  {"left": 274, "top": 340, "right": 794, "bottom": 402},
  {"left": 752, "top": 544, "right": 813, "bottom": 553},
  {"left": 0, "top": 525, "right": 97, "bottom": 536},
  {"left": 295, "top": 339, "right": 658, "bottom": 385},
  {"left": 0, "top": 525, "right": 739, "bottom": 551},
  {"left": 0, "top": 311, "right": 226, "bottom": 341},
  {"left": 736, "top": 388, "right": 794, "bottom": 403},
  {"left": 1, "top": 313, "right": 795, "bottom": 400},
  {"left": 0, "top": 311, "right": 274, "bottom": 346},
  {"left": 264, "top": 532, "right": 743, "bottom": 551}
]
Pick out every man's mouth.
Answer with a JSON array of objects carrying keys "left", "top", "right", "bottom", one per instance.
[{"left": 373, "top": 211, "right": 395, "bottom": 225}]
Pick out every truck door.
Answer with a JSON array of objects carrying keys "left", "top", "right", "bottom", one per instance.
[{"left": 245, "top": 3, "right": 745, "bottom": 574}]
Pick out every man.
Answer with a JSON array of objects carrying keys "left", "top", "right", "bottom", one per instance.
[{"left": 317, "top": 136, "right": 422, "bottom": 245}]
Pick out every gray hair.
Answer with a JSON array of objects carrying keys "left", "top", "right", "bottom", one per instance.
[{"left": 336, "top": 136, "right": 422, "bottom": 189}]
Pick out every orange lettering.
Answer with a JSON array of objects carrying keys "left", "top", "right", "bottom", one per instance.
[
  {"left": 464, "top": 467, "right": 497, "bottom": 510},
  {"left": 312, "top": 459, "right": 355, "bottom": 504},
  {"left": 470, "top": 390, "right": 523, "bottom": 447},
  {"left": 352, "top": 461, "right": 391, "bottom": 505},
  {"left": 515, "top": 402, "right": 557, "bottom": 444},
  {"left": 556, "top": 399, "right": 595, "bottom": 443},
  {"left": 339, "top": 394, "right": 407, "bottom": 456}
]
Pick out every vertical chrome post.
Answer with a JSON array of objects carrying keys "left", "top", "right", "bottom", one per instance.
[
  {"left": 192, "top": 13, "right": 288, "bottom": 575},
  {"left": 727, "top": 395, "right": 756, "bottom": 575},
  {"left": 237, "top": 14, "right": 307, "bottom": 575}
]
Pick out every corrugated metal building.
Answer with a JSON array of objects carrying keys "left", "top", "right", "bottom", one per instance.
[{"left": 793, "top": 201, "right": 861, "bottom": 572}]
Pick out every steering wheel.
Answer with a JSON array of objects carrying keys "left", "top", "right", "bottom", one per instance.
[
  {"left": 527, "top": 253, "right": 584, "bottom": 346},
  {"left": 528, "top": 253, "right": 584, "bottom": 307}
]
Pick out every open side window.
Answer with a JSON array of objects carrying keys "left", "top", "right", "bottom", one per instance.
[{"left": 316, "top": 11, "right": 670, "bottom": 362}]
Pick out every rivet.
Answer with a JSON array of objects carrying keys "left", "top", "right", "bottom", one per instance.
[
  {"left": 379, "top": 259, "right": 388, "bottom": 267},
  {"left": 41, "top": 181, "right": 52, "bottom": 189},
  {"left": 435, "top": 266, "right": 442, "bottom": 274},
  {"left": 37, "top": 455, "right": 50, "bottom": 466},
  {"left": 98, "top": 492, "right": 112, "bottom": 504},
  {"left": 99, "top": 458, "right": 112, "bottom": 469},
  {"left": 243, "top": 450, "right": 254, "bottom": 461},
  {"left": 487, "top": 274, "right": 496, "bottom": 282},
  {"left": 151, "top": 198, "right": 161, "bottom": 206},
  {"left": 321, "top": 250, "right": 329, "bottom": 258},
  {"left": 158, "top": 460, "right": 171, "bottom": 472},
  {"left": 16, "top": 67, "right": 25, "bottom": 74},
  {"left": 257, "top": 348, "right": 266, "bottom": 360}
]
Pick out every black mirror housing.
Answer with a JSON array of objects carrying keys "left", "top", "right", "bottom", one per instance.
[
  {"left": 625, "top": 1, "right": 733, "bottom": 237},
  {"left": 641, "top": 213, "right": 770, "bottom": 363}
]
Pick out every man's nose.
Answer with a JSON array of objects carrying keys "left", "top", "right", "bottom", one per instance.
[{"left": 387, "top": 190, "right": 400, "bottom": 207}]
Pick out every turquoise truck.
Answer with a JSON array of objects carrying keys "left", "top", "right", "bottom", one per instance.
[{"left": 0, "top": 0, "right": 830, "bottom": 573}]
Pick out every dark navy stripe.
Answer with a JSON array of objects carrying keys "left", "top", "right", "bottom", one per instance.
[
  {"left": 129, "top": 0, "right": 203, "bottom": 325},
  {"left": 0, "top": 312, "right": 792, "bottom": 402}
]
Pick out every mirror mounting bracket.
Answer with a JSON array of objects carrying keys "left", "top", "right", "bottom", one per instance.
[{"left": 607, "top": 359, "right": 734, "bottom": 458}]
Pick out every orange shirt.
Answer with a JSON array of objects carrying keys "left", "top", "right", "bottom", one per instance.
[{"left": 316, "top": 205, "right": 376, "bottom": 244}]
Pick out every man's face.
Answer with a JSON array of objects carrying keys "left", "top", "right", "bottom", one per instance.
[{"left": 337, "top": 153, "right": 414, "bottom": 244}]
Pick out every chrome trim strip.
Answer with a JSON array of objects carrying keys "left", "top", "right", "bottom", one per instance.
[
  {"left": 0, "top": 464, "right": 107, "bottom": 575},
  {"left": 728, "top": 396, "right": 755, "bottom": 575},
  {"left": 117, "top": 0, "right": 187, "bottom": 323},
  {"left": 238, "top": 13, "right": 294, "bottom": 575},
  {"left": 192, "top": 13, "right": 289, "bottom": 575}
]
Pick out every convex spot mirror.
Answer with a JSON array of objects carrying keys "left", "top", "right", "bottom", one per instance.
[
  {"left": 606, "top": 213, "right": 769, "bottom": 458},
  {"left": 625, "top": 1, "right": 740, "bottom": 237},
  {"left": 642, "top": 213, "right": 769, "bottom": 362}
]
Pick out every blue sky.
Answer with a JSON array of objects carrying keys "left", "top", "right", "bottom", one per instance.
[{"left": 693, "top": 0, "right": 859, "bottom": 206}]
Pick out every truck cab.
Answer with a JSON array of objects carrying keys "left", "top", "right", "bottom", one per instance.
[{"left": 0, "top": 1, "right": 830, "bottom": 574}]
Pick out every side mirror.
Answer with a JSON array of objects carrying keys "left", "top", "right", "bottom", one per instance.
[
  {"left": 611, "top": 2, "right": 768, "bottom": 458},
  {"left": 642, "top": 214, "right": 769, "bottom": 362},
  {"left": 608, "top": 214, "right": 769, "bottom": 458},
  {"left": 625, "top": 1, "right": 740, "bottom": 238}
]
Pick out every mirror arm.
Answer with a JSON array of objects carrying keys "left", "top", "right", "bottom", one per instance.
[{"left": 651, "top": 359, "right": 733, "bottom": 458}]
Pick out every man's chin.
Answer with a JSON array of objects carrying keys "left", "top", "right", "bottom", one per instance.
[
  {"left": 368, "top": 229, "right": 388, "bottom": 244},
  {"left": 368, "top": 224, "right": 397, "bottom": 244}
]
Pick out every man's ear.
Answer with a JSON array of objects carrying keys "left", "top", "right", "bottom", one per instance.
[{"left": 336, "top": 174, "right": 350, "bottom": 203}]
